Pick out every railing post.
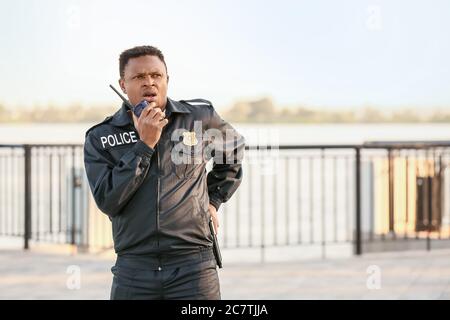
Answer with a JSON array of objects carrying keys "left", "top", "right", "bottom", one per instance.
[
  {"left": 388, "top": 148, "right": 395, "bottom": 233},
  {"left": 71, "top": 146, "right": 76, "bottom": 246},
  {"left": 355, "top": 147, "right": 362, "bottom": 255},
  {"left": 24, "top": 145, "right": 32, "bottom": 250},
  {"left": 427, "top": 148, "right": 432, "bottom": 251}
]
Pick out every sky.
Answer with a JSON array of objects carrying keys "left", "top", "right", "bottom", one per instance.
[{"left": 1, "top": 0, "right": 450, "bottom": 111}]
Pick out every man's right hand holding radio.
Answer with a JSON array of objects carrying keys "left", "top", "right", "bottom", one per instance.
[{"left": 130, "top": 102, "right": 168, "bottom": 149}]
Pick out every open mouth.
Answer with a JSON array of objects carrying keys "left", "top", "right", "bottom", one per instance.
[{"left": 142, "top": 91, "right": 157, "bottom": 102}]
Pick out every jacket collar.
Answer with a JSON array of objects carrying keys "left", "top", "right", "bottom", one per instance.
[
  {"left": 166, "top": 98, "right": 191, "bottom": 116},
  {"left": 109, "top": 97, "right": 191, "bottom": 127}
]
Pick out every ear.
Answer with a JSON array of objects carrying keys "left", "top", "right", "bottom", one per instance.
[
  {"left": 118, "top": 78, "right": 127, "bottom": 94},
  {"left": 167, "top": 75, "right": 170, "bottom": 83}
]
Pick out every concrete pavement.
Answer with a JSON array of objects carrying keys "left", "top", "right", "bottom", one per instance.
[{"left": 1, "top": 247, "right": 450, "bottom": 299}]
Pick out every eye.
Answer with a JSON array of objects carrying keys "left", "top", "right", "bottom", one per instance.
[{"left": 133, "top": 74, "right": 145, "bottom": 80}]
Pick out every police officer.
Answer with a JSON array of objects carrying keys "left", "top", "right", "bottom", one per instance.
[{"left": 83, "top": 45, "right": 244, "bottom": 300}]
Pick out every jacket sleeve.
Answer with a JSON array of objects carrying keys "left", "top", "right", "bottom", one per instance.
[
  {"left": 206, "top": 106, "right": 245, "bottom": 211},
  {"left": 83, "top": 131, "right": 154, "bottom": 217}
]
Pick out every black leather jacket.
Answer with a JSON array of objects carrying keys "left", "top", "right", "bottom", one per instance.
[{"left": 83, "top": 98, "right": 244, "bottom": 256}]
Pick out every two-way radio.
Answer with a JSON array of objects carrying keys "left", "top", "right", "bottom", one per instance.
[{"left": 109, "top": 84, "right": 148, "bottom": 118}]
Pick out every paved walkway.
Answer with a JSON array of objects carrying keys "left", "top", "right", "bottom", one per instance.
[{"left": 1, "top": 247, "right": 450, "bottom": 299}]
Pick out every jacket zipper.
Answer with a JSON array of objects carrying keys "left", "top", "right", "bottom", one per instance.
[
  {"left": 156, "top": 142, "right": 161, "bottom": 271},
  {"left": 156, "top": 117, "right": 169, "bottom": 272}
]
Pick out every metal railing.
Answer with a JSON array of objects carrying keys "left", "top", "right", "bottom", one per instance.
[
  {"left": 0, "top": 142, "right": 449, "bottom": 259},
  {"left": 0, "top": 144, "right": 91, "bottom": 249}
]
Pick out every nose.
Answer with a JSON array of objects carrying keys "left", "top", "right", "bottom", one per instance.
[
  {"left": 146, "top": 74, "right": 156, "bottom": 87},
  {"left": 141, "top": 74, "right": 154, "bottom": 88}
]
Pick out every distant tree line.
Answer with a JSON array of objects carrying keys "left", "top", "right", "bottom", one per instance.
[
  {"left": 0, "top": 104, "right": 117, "bottom": 123},
  {"left": 0, "top": 99, "right": 449, "bottom": 123},
  {"left": 221, "top": 98, "right": 450, "bottom": 123}
]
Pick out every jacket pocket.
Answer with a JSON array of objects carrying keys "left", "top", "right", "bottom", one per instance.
[{"left": 174, "top": 148, "right": 203, "bottom": 180}]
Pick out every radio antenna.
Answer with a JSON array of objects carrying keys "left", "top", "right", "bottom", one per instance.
[{"left": 109, "top": 84, "right": 134, "bottom": 110}]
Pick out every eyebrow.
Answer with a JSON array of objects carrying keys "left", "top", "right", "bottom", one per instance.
[{"left": 133, "top": 71, "right": 163, "bottom": 77}]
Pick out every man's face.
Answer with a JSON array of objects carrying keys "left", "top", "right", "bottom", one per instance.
[{"left": 119, "top": 55, "right": 169, "bottom": 110}]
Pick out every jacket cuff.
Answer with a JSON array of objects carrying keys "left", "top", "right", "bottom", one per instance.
[
  {"left": 209, "top": 195, "right": 222, "bottom": 211},
  {"left": 133, "top": 140, "right": 154, "bottom": 158}
]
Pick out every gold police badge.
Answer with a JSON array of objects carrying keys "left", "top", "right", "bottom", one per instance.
[{"left": 182, "top": 131, "right": 198, "bottom": 146}]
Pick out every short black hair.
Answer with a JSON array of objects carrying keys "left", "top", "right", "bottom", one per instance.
[{"left": 119, "top": 45, "right": 167, "bottom": 78}]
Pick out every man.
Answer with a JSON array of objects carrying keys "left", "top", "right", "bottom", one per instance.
[{"left": 83, "top": 45, "right": 244, "bottom": 300}]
